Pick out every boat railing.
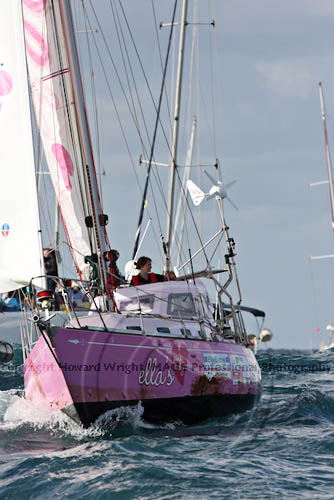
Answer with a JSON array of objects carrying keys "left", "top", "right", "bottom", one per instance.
[
  {"left": 23, "top": 273, "right": 244, "bottom": 346},
  {"left": 24, "top": 275, "right": 109, "bottom": 333},
  {"left": 204, "top": 271, "right": 248, "bottom": 345}
]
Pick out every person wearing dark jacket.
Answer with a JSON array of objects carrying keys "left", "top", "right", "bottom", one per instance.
[{"left": 43, "top": 247, "right": 58, "bottom": 293}]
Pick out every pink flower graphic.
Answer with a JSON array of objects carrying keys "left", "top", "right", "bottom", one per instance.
[
  {"left": 0, "top": 70, "right": 13, "bottom": 97},
  {"left": 51, "top": 143, "right": 74, "bottom": 191}
]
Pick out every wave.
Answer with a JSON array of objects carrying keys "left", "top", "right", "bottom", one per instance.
[
  {"left": 0, "top": 348, "right": 333, "bottom": 454},
  {"left": 0, "top": 390, "right": 102, "bottom": 441},
  {"left": 0, "top": 389, "right": 182, "bottom": 451}
]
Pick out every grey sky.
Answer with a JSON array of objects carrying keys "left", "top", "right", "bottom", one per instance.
[{"left": 71, "top": 0, "right": 334, "bottom": 349}]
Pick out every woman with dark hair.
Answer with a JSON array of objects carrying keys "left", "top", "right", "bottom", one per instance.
[{"left": 130, "top": 256, "right": 165, "bottom": 286}]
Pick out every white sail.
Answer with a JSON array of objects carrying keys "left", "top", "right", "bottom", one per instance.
[
  {"left": 22, "top": 0, "right": 92, "bottom": 277},
  {"left": 0, "top": 0, "right": 44, "bottom": 293}
]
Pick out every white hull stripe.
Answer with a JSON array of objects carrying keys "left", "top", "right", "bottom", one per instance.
[{"left": 67, "top": 338, "right": 250, "bottom": 356}]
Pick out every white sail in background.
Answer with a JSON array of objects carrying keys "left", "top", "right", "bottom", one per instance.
[
  {"left": 0, "top": 0, "right": 44, "bottom": 293},
  {"left": 22, "top": 0, "right": 92, "bottom": 276}
]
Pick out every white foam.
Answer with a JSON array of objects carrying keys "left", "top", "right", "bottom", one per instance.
[
  {"left": 0, "top": 389, "right": 23, "bottom": 419},
  {"left": 0, "top": 391, "right": 179, "bottom": 437},
  {"left": 95, "top": 401, "right": 147, "bottom": 429},
  {"left": 0, "top": 391, "right": 103, "bottom": 439},
  {"left": 94, "top": 401, "right": 178, "bottom": 431}
]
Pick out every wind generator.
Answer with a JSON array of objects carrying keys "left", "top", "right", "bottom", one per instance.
[{"left": 187, "top": 168, "right": 238, "bottom": 210}]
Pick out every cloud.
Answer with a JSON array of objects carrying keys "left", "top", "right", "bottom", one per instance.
[{"left": 256, "top": 59, "right": 314, "bottom": 99}]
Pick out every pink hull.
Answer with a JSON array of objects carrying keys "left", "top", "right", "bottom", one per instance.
[{"left": 24, "top": 327, "right": 261, "bottom": 427}]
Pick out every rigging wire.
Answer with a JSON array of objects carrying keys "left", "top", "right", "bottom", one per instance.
[
  {"left": 34, "top": 14, "right": 55, "bottom": 249},
  {"left": 171, "top": 2, "right": 227, "bottom": 300},
  {"left": 88, "top": 0, "right": 169, "bottom": 173},
  {"left": 109, "top": 0, "right": 151, "bottom": 158},
  {"left": 171, "top": 5, "right": 198, "bottom": 266},
  {"left": 116, "top": 0, "right": 197, "bottom": 228},
  {"left": 111, "top": 0, "right": 173, "bottom": 212},
  {"left": 109, "top": 0, "right": 171, "bottom": 230},
  {"left": 308, "top": 259, "right": 321, "bottom": 339},
  {"left": 88, "top": 0, "right": 157, "bottom": 171},
  {"left": 151, "top": 0, "right": 173, "bottom": 137},
  {"left": 175, "top": 166, "right": 210, "bottom": 267},
  {"left": 83, "top": 1, "right": 204, "bottom": 272},
  {"left": 81, "top": 3, "right": 104, "bottom": 203},
  {"left": 117, "top": 0, "right": 175, "bottom": 159},
  {"left": 122, "top": 1, "right": 217, "bottom": 272},
  {"left": 195, "top": 0, "right": 202, "bottom": 268},
  {"left": 208, "top": 0, "right": 224, "bottom": 281},
  {"left": 56, "top": 5, "right": 92, "bottom": 225},
  {"left": 150, "top": 0, "right": 178, "bottom": 209},
  {"left": 115, "top": 0, "right": 182, "bottom": 237},
  {"left": 37, "top": 4, "right": 92, "bottom": 272},
  {"left": 131, "top": 0, "right": 179, "bottom": 259},
  {"left": 83, "top": 2, "right": 221, "bottom": 276},
  {"left": 82, "top": 3, "right": 167, "bottom": 261},
  {"left": 208, "top": 0, "right": 217, "bottom": 158},
  {"left": 86, "top": 1, "right": 171, "bottom": 245}
]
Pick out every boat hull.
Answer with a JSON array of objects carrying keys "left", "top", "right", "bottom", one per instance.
[
  {"left": 24, "top": 327, "right": 261, "bottom": 427},
  {"left": 65, "top": 393, "right": 258, "bottom": 428}
]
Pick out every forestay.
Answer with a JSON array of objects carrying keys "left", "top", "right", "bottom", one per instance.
[{"left": 0, "top": 0, "right": 44, "bottom": 293}]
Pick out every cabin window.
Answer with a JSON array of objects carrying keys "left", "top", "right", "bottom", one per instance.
[
  {"left": 126, "top": 326, "right": 142, "bottom": 331},
  {"left": 157, "top": 327, "right": 170, "bottom": 334},
  {"left": 119, "top": 295, "right": 154, "bottom": 313},
  {"left": 167, "top": 293, "right": 196, "bottom": 318},
  {"left": 181, "top": 328, "right": 191, "bottom": 337}
]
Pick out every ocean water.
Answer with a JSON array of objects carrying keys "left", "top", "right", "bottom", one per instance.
[{"left": 0, "top": 348, "right": 333, "bottom": 500}]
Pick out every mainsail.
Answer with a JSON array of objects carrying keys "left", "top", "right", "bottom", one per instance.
[
  {"left": 22, "top": 0, "right": 94, "bottom": 277},
  {"left": 0, "top": 0, "right": 44, "bottom": 293}
]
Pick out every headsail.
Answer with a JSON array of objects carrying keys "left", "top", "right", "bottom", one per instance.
[
  {"left": 22, "top": 0, "right": 93, "bottom": 277},
  {"left": 0, "top": 0, "right": 44, "bottom": 293}
]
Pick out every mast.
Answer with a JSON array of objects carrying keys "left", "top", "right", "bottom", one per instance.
[
  {"left": 58, "top": 1, "right": 110, "bottom": 297},
  {"left": 172, "top": 116, "right": 196, "bottom": 268},
  {"left": 164, "top": 0, "right": 189, "bottom": 272},
  {"left": 319, "top": 81, "right": 334, "bottom": 237}
]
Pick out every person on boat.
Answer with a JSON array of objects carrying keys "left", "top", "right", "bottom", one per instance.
[
  {"left": 43, "top": 247, "right": 58, "bottom": 293},
  {"left": 104, "top": 249, "right": 125, "bottom": 289},
  {"left": 0, "top": 291, "right": 21, "bottom": 312},
  {"left": 67, "top": 281, "right": 88, "bottom": 308},
  {"left": 131, "top": 256, "right": 165, "bottom": 286}
]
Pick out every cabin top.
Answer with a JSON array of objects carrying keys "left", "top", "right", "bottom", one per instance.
[{"left": 114, "top": 280, "right": 213, "bottom": 321}]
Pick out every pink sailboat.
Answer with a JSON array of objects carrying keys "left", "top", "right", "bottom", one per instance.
[{"left": 0, "top": 0, "right": 261, "bottom": 428}]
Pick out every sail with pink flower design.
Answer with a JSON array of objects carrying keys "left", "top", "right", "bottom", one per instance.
[
  {"left": 22, "top": 0, "right": 93, "bottom": 276},
  {"left": 0, "top": 0, "right": 44, "bottom": 292}
]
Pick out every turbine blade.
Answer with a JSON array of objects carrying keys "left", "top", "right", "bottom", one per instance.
[
  {"left": 225, "top": 180, "right": 237, "bottom": 190},
  {"left": 226, "top": 196, "right": 238, "bottom": 211},
  {"left": 204, "top": 169, "right": 218, "bottom": 185}
]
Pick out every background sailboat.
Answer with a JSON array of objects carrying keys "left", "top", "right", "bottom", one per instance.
[{"left": 309, "top": 82, "right": 334, "bottom": 352}]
